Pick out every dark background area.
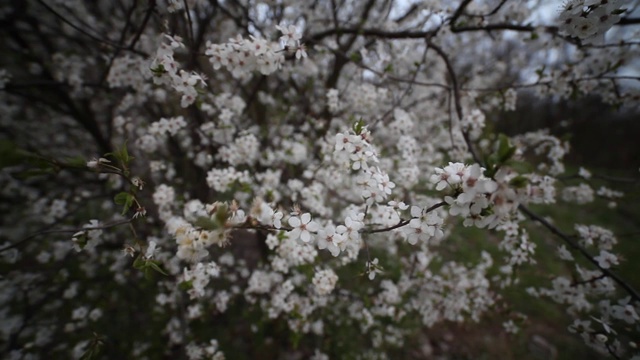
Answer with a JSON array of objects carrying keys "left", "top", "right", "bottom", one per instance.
[{"left": 497, "top": 93, "right": 640, "bottom": 170}]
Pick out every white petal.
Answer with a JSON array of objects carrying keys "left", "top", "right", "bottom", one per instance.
[
  {"left": 301, "top": 213, "right": 311, "bottom": 224},
  {"left": 289, "top": 217, "right": 301, "bottom": 227}
]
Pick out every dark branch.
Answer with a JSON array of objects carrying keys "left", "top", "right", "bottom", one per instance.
[{"left": 519, "top": 204, "right": 640, "bottom": 303}]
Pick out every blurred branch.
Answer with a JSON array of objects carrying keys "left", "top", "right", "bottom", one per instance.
[
  {"left": 450, "top": 0, "right": 474, "bottom": 26},
  {"left": 35, "top": 0, "right": 147, "bottom": 56},
  {"left": 427, "top": 40, "right": 482, "bottom": 165},
  {"left": 618, "top": 17, "right": 640, "bottom": 25},
  {"left": 0, "top": 219, "right": 134, "bottom": 253}
]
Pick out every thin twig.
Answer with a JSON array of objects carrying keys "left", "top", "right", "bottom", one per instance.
[
  {"left": 0, "top": 219, "right": 134, "bottom": 253},
  {"left": 519, "top": 204, "right": 640, "bottom": 303}
]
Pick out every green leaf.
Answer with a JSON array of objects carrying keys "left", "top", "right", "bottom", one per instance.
[
  {"left": 484, "top": 155, "right": 498, "bottom": 178},
  {"left": 133, "top": 254, "right": 145, "bottom": 269},
  {"left": 73, "top": 232, "right": 89, "bottom": 250},
  {"left": 195, "top": 216, "right": 219, "bottom": 231},
  {"left": 64, "top": 156, "right": 88, "bottom": 168},
  {"left": 506, "top": 159, "right": 534, "bottom": 173},
  {"left": 144, "top": 266, "right": 153, "bottom": 280},
  {"left": 214, "top": 204, "right": 230, "bottom": 226},
  {"left": 106, "top": 141, "right": 133, "bottom": 167},
  {"left": 147, "top": 261, "right": 169, "bottom": 276},
  {"left": 114, "top": 192, "right": 134, "bottom": 215},
  {"left": 120, "top": 141, "right": 131, "bottom": 164},
  {"left": 497, "top": 134, "right": 516, "bottom": 163},
  {"left": 179, "top": 280, "right": 193, "bottom": 291},
  {"left": 509, "top": 175, "right": 529, "bottom": 188},
  {"left": 150, "top": 63, "right": 167, "bottom": 76},
  {"left": 352, "top": 118, "right": 365, "bottom": 135}
]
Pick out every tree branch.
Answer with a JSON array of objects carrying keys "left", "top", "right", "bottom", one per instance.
[{"left": 519, "top": 204, "right": 640, "bottom": 303}]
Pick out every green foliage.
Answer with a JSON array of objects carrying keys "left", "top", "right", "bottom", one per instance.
[
  {"left": 105, "top": 141, "right": 133, "bottom": 172},
  {"left": 485, "top": 133, "right": 518, "bottom": 178},
  {"left": 0, "top": 140, "right": 28, "bottom": 169},
  {"left": 352, "top": 117, "right": 365, "bottom": 135},
  {"left": 133, "top": 254, "right": 169, "bottom": 279},
  {"left": 114, "top": 192, "right": 134, "bottom": 215}
]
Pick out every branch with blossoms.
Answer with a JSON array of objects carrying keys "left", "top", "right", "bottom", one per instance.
[
  {"left": 3, "top": 0, "right": 640, "bottom": 359},
  {"left": 519, "top": 205, "right": 640, "bottom": 303}
]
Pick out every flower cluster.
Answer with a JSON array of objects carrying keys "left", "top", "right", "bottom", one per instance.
[
  {"left": 4, "top": 1, "right": 640, "bottom": 358},
  {"left": 205, "top": 34, "right": 285, "bottom": 78},
  {"left": 150, "top": 35, "right": 207, "bottom": 107},
  {"left": 312, "top": 269, "right": 338, "bottom": 296},
  {"left": 431, "top": 162, "right": 498, "bottom": 228},
  {"left": 334, "top": 127, "right": 396, "bottom": 206},
  {"left": 558, "top": 0, "right": 624, "bottom": 43}
]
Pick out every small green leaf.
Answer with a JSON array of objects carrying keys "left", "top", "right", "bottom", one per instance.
[
  {"left": 195, "top": 216, "right": 219, "bottom": 231},
  {"left": 497, "top": 134, "right": 516, "bottom": 163},
  {"left": 114, "top": 192, "right": 134, "bottom": 215},
  {"left": 150, "top": 64, "right": 167, "bottom": 76},
  {"left": 352, "top": 118, "right": 365, "bottom": 135},
  {"left": 114, "top": 192, "right": 129, "bottom": 205},
  {"left": 506, "top": 159, "right": 533, "bottom": 173},
  {"left": 133, "top": 254, "right": 145, "bottom": 269},
  {"left": 120, "top": 141, "right": 131, "bottom": 164},
  {"left": 106, "top": 141, "right": 133, "bottom": 166},
  {"left": 179, "top": 280, "right": 193, "bottom": 291},
  {"left": 509, "top": 175, "right": 529, "bottom": 188},
  {"left": 214, "top": 204, "right": 230, "bottom": 226},
  {"left": 73, "top": 232, "right": 89, "bottom": 250},
  {"left": 144, "top": 266, "right": 154, "bottom": 280},
  {"left": 484, "top": 155, "right": 498, "bottom": 178},
  {"left": 147, "top": 261, "right": 169, "bottom": 276},
  {"left": 64, "top": 156, "right": 88, "bottom": 168}
]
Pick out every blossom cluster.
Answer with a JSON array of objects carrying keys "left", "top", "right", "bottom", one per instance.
[
  {"left": 150, "top": 35, "right": 207, "bottom": 107},
  {"left": 558, "top": 0, "right": 624, "bottom": 43},
  {"left": 2, "top": 1, "right": 640, "bottom": 359}
]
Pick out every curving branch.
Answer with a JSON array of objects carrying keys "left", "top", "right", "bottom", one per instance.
[{"left": 427, "top": 40, "right": 483, "bottom": 165}]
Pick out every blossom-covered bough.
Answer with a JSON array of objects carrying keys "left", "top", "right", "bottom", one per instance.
[{"left": 1, "top": 0, "right": 640, "bottom": 358}]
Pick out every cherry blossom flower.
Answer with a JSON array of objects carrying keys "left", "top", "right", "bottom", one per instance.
[
  {"left": 288, "top": 213, "right": 319, "bottom": 243},
  {"left": 316, "top": 224, "right": 344, "bottom": 257}
]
